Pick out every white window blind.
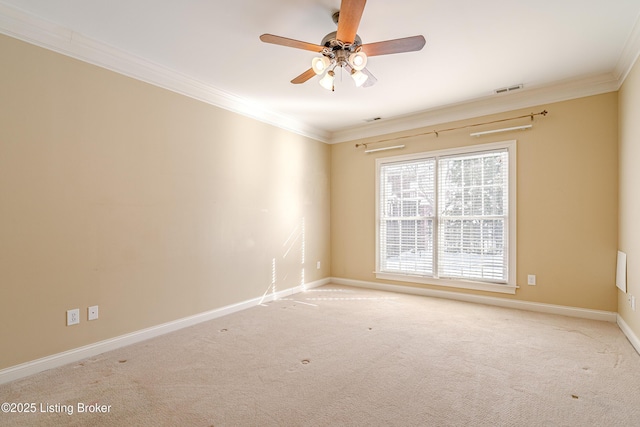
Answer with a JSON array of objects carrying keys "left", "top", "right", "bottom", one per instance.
[
  {"left": 376, "top": 142, "right": 514, "bottom": 291},
  {"left": 437, "top": 149, "right": 508, "bottom": 283},
  {"left": 379, "top": 159, "right": 435, "bottom": 275}
]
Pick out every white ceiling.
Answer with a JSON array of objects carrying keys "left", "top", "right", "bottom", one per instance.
[{"left": 1, "top": 0, "right": 640, "bottom": 143}]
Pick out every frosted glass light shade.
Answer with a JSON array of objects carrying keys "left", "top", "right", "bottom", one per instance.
[
  {"left": 312, "top": 56, "right": 331, "bottom": 75},
  {"left": 351, "top": 69, "right": 368, "bottom": 87},
  {"left": 319, "top": 70, "right": 335, "bottom": 91},
  {"left": 348, "top": 52, "right": 367, "bottom": 71}
]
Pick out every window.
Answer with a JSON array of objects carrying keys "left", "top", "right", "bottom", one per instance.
[{"left": 376, "top": 141, "right": 516, "bottom": 294}]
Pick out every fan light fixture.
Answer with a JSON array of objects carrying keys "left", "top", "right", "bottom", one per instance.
[
  {"left": 319, "top": 70, "right": 336, "bottom": 91},
  {"left": 312, "top": 56, "right": 331, "bottom": 75},
  {"left": 348, "top": 51, "right": 367, "bottom": 70},
  {"left": 351, "top": 69, "right": 368, "bottom": 87},
  {"left": 312, "top": 49, "right": 369, "bottom": 90}
]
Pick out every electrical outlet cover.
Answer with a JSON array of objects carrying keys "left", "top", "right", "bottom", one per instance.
[
  {"left": 88, "top": 305, "right": 99, "bottom": 320},
  {"left": 67, "top": 308, "right": 80, "bottom": 326}
]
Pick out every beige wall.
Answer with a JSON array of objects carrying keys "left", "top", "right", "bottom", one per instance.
[
  {"left": 332, "top": 93, "right": 619, "bottom": 311},
  {"left": 619, "top": 56, "right": 640, "bottom": 338},
  {"left": 0, "top": 35, "right": 331, "bottom": 369}
]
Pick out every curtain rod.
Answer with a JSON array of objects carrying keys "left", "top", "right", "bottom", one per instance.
[{"left": 355, "top": 110, "right": 548, "bottom": 149}]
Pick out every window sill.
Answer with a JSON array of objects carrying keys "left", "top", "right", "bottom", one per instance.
[{"left": 374, "top": 272, "right": 517, "bottom": 294}]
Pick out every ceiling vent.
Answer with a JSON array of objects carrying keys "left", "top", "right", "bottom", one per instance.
[{"left": 494, "top": 84, "right": 523, "bottom": 94}]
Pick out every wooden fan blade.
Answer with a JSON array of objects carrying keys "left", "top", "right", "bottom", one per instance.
[
  {"left": 361, "top": 35, "right": 426, "bottom": 57},
  {"left": 361, "top": 68, "right": 377, "bottom": 88},
  {"left": 336, "top": 0, "right": 367, "bottom": 44},
  {"left": 260, "top": 34, "right": 324, "bottom": 52},
  {"left": 291, "top": 68, "right": 317, "bottom": 84}
]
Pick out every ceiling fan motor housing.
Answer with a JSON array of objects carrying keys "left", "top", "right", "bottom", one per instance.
[
  {"left": 320, "top": 31, "right": 363, "bottom": 65},
  {"left": 321, "top": 31, "right": 362, "bottom": 49}
]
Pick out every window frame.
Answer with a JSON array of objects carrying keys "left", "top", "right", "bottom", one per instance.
[{"left": 375, "top": 140, "right": 517, "bottom": 295}]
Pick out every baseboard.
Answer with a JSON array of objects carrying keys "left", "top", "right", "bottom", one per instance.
[
  {"left": 330, "top": 277, "right": 618, "bottom": 323},
  {"left": 617, "top": 315, "right": 640, "bottom": 355},
  {"left": 0, "top": 278, "right": 330, "bottom": 385}
]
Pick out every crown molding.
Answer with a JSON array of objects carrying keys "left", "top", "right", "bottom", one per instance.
[
  {"left": 615, "top": 9, "right": 640, "bottom": 84},
  {"left": 329, "top": 72, "right": 620, "bottom": 144},
  {"left": 0, "top": 3, "right": 331, "bottom": 143}
]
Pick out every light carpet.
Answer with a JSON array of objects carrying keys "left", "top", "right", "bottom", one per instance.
[{"left": 1, "top": 285, "right": 639, "bottom": 426}]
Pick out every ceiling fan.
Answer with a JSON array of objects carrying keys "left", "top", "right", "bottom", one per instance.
[{"left": 259, "top": 0, "right": 426, "bottom": 91}]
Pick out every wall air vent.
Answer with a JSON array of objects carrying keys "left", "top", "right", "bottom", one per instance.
[{"left": 494, "top": 84, "right": 523, "bottom": 94}]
